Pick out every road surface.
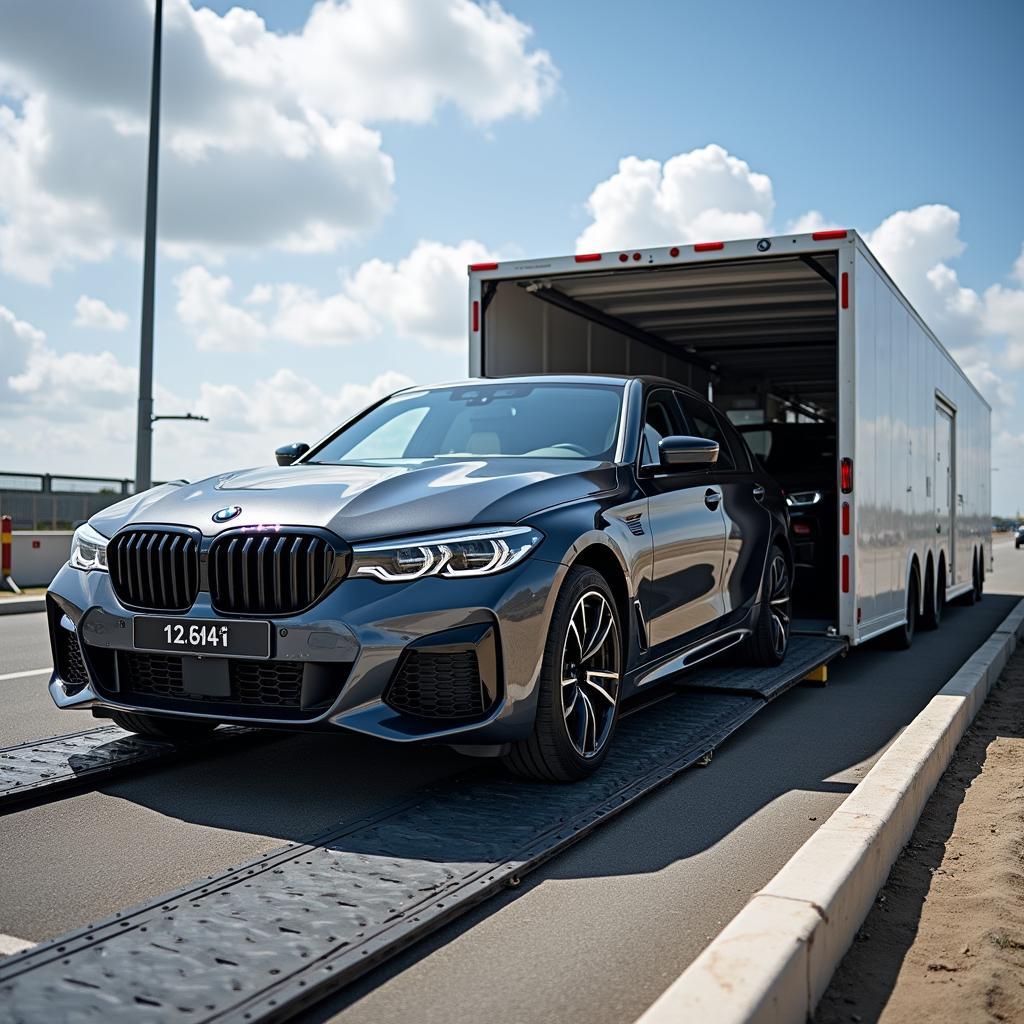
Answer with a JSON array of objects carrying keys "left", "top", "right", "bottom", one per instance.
[{"left": 1, "top": 539, "right": 1021, "bottom": 1024}]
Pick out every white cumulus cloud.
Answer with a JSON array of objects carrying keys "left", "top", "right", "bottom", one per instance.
[
  {"left": 575, "top": 144, "right": 775, "bottom": 253},
  {"left": 176, "top": 239, "right": 495, "bottom": 353},
  {"left": 73, "top": 294, "right": 129, "bottom": 331},
  {"left": 0, "top": 0, "right": 557, "bottom": 281},
  {"left": 174, "top": 265, "right": 268, "bottom": 352}
]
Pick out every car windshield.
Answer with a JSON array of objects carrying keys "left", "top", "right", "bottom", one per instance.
[{"left": 308, "top": 382, "right": 624, "bottom": 464}]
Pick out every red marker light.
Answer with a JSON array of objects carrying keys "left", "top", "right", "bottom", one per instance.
[
  {"left": 619, "top": 253, "right": 629, "bottom": 262},
  {"left": 842, "top": 555, "right": 850, "bottom": 593},
  {"left": 669, "top": 247, "right": 680, "bottom": 257},
  {"left": 694, "top": 241, "right": 724, "bottom": 252},
  {"left": 812, "top": 229, "right": 848, "bottom": 240},
  {"left": 469, "top": 261, "right": 498, "bottom": 272},
  {"left": 575, "top": 253, "right": 602, "bottom": 263},
  {"left": 840, "top": 457, "right": 853, "bottom": 494},
  {"left": 472, "top": 301, "right": 479, "bottom": 333},
  {"left": 841, "top": 272, "right": 849, "bottom": 309},
  {"left": 841, "top": 501, "right": 850, "bottom": 535}
]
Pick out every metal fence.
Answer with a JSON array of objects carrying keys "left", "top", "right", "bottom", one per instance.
[{"left": 0, "top": 471, "right": 137, "bottom": 530}]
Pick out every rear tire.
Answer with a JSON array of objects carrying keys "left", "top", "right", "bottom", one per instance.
[
  {"left": 503, "top": 566, "right": 622, "bottom": 783},
  {"left": 741, "top": 545, "right": 791, "bottom": 667},
  {"left": 110, "top": 710, "right": 219, "bottom": 743}
]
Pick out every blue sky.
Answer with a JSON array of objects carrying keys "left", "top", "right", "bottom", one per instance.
[{"left": 1, "top": 0, "right": 1022, "bottom": 509}]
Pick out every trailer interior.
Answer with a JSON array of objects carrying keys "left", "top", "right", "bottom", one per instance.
[{"left": 480, "top": 253, "right": 840, "bottom": 623}]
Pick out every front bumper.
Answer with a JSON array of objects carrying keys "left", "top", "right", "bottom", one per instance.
[{"left": 46, "top": 554, "right": 565, "bottom": 745}]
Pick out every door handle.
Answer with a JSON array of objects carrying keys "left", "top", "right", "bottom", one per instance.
[
  {"left": 704, "top": 488, "right": 722, "bottom": 511},
  {"left": 752, "top": 484, "right": 766, "bottom": 503}
]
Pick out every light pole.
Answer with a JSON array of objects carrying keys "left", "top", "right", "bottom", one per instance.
[{"left": 133, "top": 0, "right": 163, "bottom": 494}]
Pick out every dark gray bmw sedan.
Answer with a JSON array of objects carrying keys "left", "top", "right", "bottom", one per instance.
[{"left": 46, "top": 375, "right": 791, "bottom": 781}]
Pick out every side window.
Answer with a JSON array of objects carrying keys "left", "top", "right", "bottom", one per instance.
[
  {"left": 677, "top": 394, "right": 737, "bottom": 472},
  {"left": 713, "top": 409, "right": 753, "bottom": 472},
  {"left": 641, "top": 389, "right": 685, "bottom": 468}
]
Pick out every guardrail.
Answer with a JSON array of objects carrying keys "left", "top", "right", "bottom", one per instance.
[{"left": 0, "top": 470, "right": 147, "bottom": 530}]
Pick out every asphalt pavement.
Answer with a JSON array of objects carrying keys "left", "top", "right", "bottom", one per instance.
[{"left": 1, "top": 539, "right": 1022, "bottom": 1024}]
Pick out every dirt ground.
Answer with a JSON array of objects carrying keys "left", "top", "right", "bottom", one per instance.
[{"left": 816, "top": 649, "right": 1024, "bottom": 1023}]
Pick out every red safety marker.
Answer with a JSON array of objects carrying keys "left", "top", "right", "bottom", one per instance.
[{"left": 1, "top": 515, "right": 11, "bottom": 578}]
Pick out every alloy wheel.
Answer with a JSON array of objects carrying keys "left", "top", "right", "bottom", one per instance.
[
  {"left": 560, "top": 590, "right": 621, "bottom": 759},
  {"left": 767, "top": 553, "right": 791, "bottom": 658}
]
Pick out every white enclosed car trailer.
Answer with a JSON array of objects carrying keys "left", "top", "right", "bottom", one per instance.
[{"left": 467, "top": 230, "right": 991, "bottom": 648}]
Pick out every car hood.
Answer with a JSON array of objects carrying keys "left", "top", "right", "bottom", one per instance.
[{"left": 90, "top": 459, "right": 620, "bottom": 543}]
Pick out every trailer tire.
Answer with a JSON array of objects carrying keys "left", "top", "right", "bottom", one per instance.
[
  {"left": 885, "top": 572, "right": 918, "bottom": 650},
  {"left": 503, "top": 566, "right": 622, "bottom": 783},
  {"left": 110, "top": 710, "right": 219, "bottom": 743},
  {"left": 741, "top": 545, "right": 791, "bottom": 667},
  {"left": 977, "top": 555, "right": 985, "bottom": 601},
  {"left": 921, "top": 561, "right": 942, "bottom": 630}
]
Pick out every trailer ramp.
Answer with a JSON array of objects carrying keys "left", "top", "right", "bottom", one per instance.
[
  {"left": 678, "top": 634, "right": 847, "bottom": 700},
  {"left": 0, "top": 725, "right": 255, "bottom": 810},
  {"left": 0, "top": 643, "right": 845, "bottom": 1023}
]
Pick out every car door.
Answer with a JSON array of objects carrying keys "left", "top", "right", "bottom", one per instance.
[
  {"left": 676, "top": 392, "right": 772, "bottom": 617},
  {"left": 637, "top": 388, "right": 728, "bottom": 652}
]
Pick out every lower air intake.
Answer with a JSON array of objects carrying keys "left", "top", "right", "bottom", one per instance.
[{"left": 385, "top": 650, "right": 490, "bottom": 720}]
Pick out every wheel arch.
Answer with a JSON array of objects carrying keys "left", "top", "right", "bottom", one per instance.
[{"left": 568, "top": 541, "right": 634, "bottom": 666}]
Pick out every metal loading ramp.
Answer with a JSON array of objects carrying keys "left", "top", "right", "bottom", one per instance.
[
  {"left": 677, "top": 635, "right": 847, "bottom": 700},
  {"left": 0, "top": 643, "right": 842, "bottom": 1023},
  {"left": 0, "top": 725, "right": 255, "bottom": 810},
  {"left": 0, "top": 692, "right": 761, "bottom": 1022}
]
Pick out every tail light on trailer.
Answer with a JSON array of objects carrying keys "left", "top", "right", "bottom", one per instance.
[
  {"left": 841, "top": 272, "right": 849, "bottom": 309},
  {"left": 472, "top": 301, "right": 480, "bottom": 332},
  {"left": 469, "top": 261, "right": 498, "bottom": 272},
  {"left": 694, "top": 241, "right": 724, "bottom": 252},
  {"left": 842, "top": 555, "right": 850, "bottom": 593},
  {"left": 812, "top": 229, "right": 848, "bottom": 241},
  {"left": 840, "top": 458, "right": 853, "bottom": 494},
  {"left": 574, "top": 253, "right": 602, "bottom": 263}
]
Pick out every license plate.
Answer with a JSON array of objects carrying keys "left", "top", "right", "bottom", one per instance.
[{"left": 133, "top": 616, "right": 271, "bottom": 659}]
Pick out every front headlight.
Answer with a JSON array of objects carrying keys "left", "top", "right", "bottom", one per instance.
[
  {"left": 70, "top": 522, "right": 109, "bottom": 572},
  {"left": 352, "top": 526, "right": 543, "bottom": 582},
  {"left": 786, "top": 490, "right": 823, "bottom": 508}
]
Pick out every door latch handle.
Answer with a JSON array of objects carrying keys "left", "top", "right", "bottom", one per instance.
[
  {"left": 704, "top": 488, "right": 722, "bottom": 511},
  {"left": 752, "top": 484, "right": 766, "bottom": 503}
]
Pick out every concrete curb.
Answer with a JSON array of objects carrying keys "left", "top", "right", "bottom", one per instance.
[
  {"left": 636, "top": 598, "right": 1024, "bottom": 1024},
  {"left": 0, "top": 597, "right": 46, "bottom": 616}
]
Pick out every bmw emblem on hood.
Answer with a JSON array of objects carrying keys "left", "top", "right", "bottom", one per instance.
[{"left": 212, "top": 506, "right": 242, "bottom": 523}]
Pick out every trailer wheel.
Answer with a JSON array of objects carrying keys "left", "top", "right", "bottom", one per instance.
[
  {"left": 886, "top": 572, "right": 918, "bottom": 649},
  {"left": 977, "top": 555, "right": 985, "bottom": 601},
  {"left": 110, "top": 711, "right": 219, "bottom": 743},
  {"left": 921, "top": 560, "right": 942, "bottom": 630},
  {"left": 742, "top": 545, "right": 791, "bottom": 667}
]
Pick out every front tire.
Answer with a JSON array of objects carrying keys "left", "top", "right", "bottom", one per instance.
[
  {"left": 742, "top": 545, "right": 791, "bottom": 667},
  {"left": 110, "top": 710, "right": 219, "bottom": 743},
  {"left": 503, "top": 566, "right": 622, "bottom": 783}
]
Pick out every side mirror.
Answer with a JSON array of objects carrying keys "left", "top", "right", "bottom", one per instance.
[
  {"left": 275, "top": 442, "right": 310, "bottom": 467},
  {"left": 659, "top": 435, "right": 719, "bottom": 469}
]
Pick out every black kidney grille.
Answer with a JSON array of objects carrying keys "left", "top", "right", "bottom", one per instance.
[
  {"left": 209, "top": 532, "right": 338, "bottom": 615},
  {"left": 108, "top": 529, "right": 200, "bottom": 611},
  {"left": 385, "top": 650, "right": 489, "bottom": 720}
]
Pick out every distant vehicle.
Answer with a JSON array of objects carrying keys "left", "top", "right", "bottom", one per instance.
[
  {"left": 738, "top": 422, "right": 836, "bottom": 611},
  {"left": 469, "top": 227, "right": 992, "bottom": 648},
  {"left": 46, "top": 375, "right": 790, "bottom": 782},
  {"left": 1016, "top": 525, "right": 1024, "bottom": 549}
]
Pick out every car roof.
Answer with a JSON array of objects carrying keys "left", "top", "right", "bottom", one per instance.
[{"left": 396, "top": 374, "right": 708, "bottom": 399}]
